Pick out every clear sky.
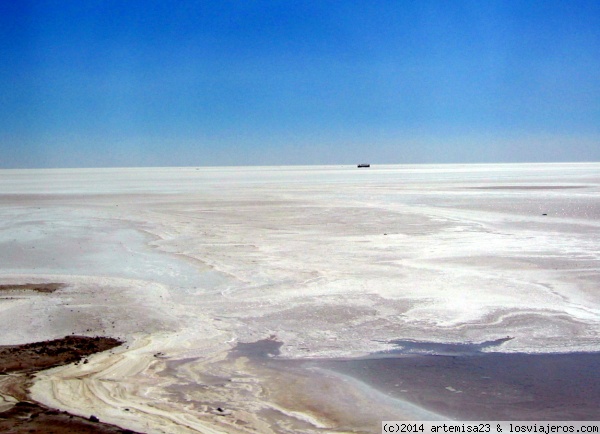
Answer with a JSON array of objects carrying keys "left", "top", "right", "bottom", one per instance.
[{"left": 1, "top": 0, "right": 599, "bottom": 168}]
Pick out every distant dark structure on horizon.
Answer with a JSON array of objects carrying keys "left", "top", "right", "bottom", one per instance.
[{"left": 357, "top": 163, "right": 370, "bottom": 168}]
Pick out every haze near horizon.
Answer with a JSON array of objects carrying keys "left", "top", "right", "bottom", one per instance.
[{"left": 1, "top": 1, "right": 599, "bottom": 168}]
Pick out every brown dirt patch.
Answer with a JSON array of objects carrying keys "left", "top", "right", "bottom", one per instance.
[
  {"left": 0, "top": 335, "right": 122, "bottom": 374},
  {"left": 0, "top": 283, "right": 64, "bottom": 294},
  {"left": 0, "top": 401, "right": 136, "bottom": 433}
]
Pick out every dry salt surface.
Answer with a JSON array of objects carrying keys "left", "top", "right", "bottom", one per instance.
[{"left": 0, "top": 163, "right": 599, "bottom": 432}]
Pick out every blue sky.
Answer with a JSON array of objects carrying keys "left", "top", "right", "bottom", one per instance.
[{"left": 1, "top": 0, "right": 599, "bottom": 168}]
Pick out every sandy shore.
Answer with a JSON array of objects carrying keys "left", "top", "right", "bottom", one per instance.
[
  {"left": 0, "top": 333, "right": 133, "bottom": 433},
  {"left": 0, "top": 163, "right": 599, "bottom": 432}
]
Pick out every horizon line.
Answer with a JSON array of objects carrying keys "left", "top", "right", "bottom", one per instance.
[{"left": 1, "top": 160, "right": 599, "bottom": 171}]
